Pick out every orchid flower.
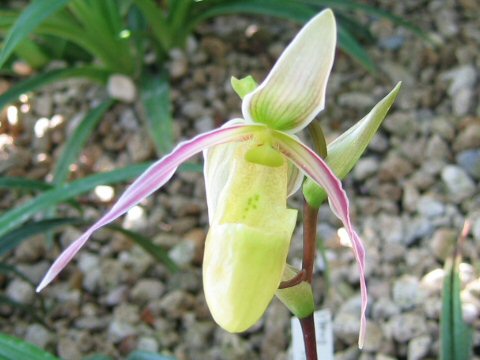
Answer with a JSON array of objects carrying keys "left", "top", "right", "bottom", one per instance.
[{"left": 37, "top": 9, "right": 368, "bottom": 347}]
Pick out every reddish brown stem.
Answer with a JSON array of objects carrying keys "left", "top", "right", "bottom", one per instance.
[
  {"left": 300, "top": 314, "right": 318, "bottom": 360},
  {"left": 301, "top": 201, "right": 319, "bottom": 360}
]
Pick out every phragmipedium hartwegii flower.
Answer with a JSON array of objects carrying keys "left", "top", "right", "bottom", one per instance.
[{"left": 36, "top": 9, "right": 380, "bottom": 347}]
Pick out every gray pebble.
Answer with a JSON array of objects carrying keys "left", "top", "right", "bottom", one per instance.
[{"left": 441, "top": 165, "right": 476, "bottom": 201}]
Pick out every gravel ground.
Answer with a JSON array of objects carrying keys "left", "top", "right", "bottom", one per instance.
[{"left": 1, "top": 1, "right": 479, "bottom": 359}]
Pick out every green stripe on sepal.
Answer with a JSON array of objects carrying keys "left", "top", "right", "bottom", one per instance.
[
  {"left": 303, "top": 82, "right": 401, "bottom": 208},
  {"left": 276, "top": 265, "right": 314, "bottom": 319}
]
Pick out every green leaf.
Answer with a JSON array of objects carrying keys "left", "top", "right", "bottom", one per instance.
[
  {"left": 440, "top": 249, "right": 473, "bottom": 359},
  {"left": 107, "top": 225, "right": 178, "bottom": 273},
  {"left": 53, "top": 100, "right": 114, "bottom": 185},
  {"left": 133, "top": 0, "right": 170, "bottom": 51},
  {"left": 230, "top": 75, "right": 258, "bottom": 100},
  {"left": 13, "top": 39, "right": 50, "bottom": 69},
  {"left": 66, "top": 0, "right": 135, "bottom": 74},
  {"left": 0, "top": 162, "right": 202, "bottom": 238},
  {"left": 309, "top": 0, "right": 432, "bottom": 43},
  {"left": 126, "top": 350, "right": 176, "bottom": 360},
  {"left": 337, "top": 25, "right": 376, "bottom": 73},
  {"left": 0, "top": 333, "right": 59, "bottom": 360},
  {"left": 0, "top": 0, "right": 71, "bottom": 68},
  {"left": 0, "top": 177, "right": 52, "bottom": 192},
  {"left": 0, "top": 263, "right": 35, "bottom": 286},
  {"left": 139, "top": 70, "right": 173, "bottom": 155},
  {"left": 0, "top": 218, "right": 84, "bottom": 256},
  {"left": 83, "top": 355, "right": 114, "bottom": 360},
  {"left": 190, "top": 0, "right": 314, "bottom": 26},
  {"left": 0, "top": 164, "right": 147, "bottom": 238},
  {"left": 303, "top": 82, "right": 401, "bottom": 208},
  {"left": 0, "top": 66, "right": 111, "bottom": 110}
]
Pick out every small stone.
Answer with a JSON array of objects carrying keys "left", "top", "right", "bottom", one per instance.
[
  {"left": 378, "top": 35, "right": 405, "bottom": 50},
  {"left": 392, "top": 275, "right": 423, "bottom": 310},
  {"left": 456, "top": 149, "right": 480, "bottom": 180},
  {"left": 441, "top": 165, "right": 476, "bottom": 201},
  {"left": 434, "top": 8, "right": 459, "bottom": 37},
  {"left": 131, "top": 279, "right": 165, "bottom": 303},
  {"left": 182, "top": 100, "right": 204, "bottom": 119},
  {"left": 338, "top": 92, "right": 375, "bottom": 109},
  {"left": 462, "top": 302, "right": 478, "bottom": 324},
  {"left": 387, "top": 313, "right": 428, "bottom": 343},
  {"left": 169, "top": 49, "right": 188, "bottom": 79},
  {"left": 159, "top": 290, "right": 194, "bottom": 318},
  {"left": 416, "top": 196, "right": 445, "bottom": 218},
  {"left": 14, "top": 235, "right": 45, "bottom": 262},
  {"left": 57, "top": 337, "right": 82, "bottom": 360},
  {"left": 353, "top": 157, "right": 379, "bottom": 181},
  {"left": 261, "top": 300, "right": 289, "bottom": 359},
  {"left": 107, "top": 74, "right": 136, "bottom": 102},
  {"left": 441, "top": 65, "right": 476, "bottom": 116},
  {"left": 378, "top": 155, "right": 414, "bottom": 182},
  {"left": 127, "top": 131, "right": 154, "bottom": 162},
  {"left": 17, "top": 262, "right": 50, "bottom": 284},
  {"left": 333, "top": 312, "right": 361, "bottom": 345},
  {"left": 404, "top": 216, "right": 434, "bottom": 245},
  {"left": 108, "top": 320, "right": 137, "bottom": 343},
  {"left": 408, "top": 335, "right": 431, "bottom": 360},
  {"left": 137, "top": 336, "right": 159, "bottom": 352},
  {"left": 425, "top": 135, "right": 450, "bottom": 160},
  {"left": 33, "top": 95, "right": 53, "bottom": 117},
  {"left": 430, "top": 228, "right": 456, "bottom": 260},
  {"left": 194, "top": 116, "right": 214, "bottom": 133},
  {"left": 168, "top": 240, "right": 196, "bottom": 267},
  {"left": 378, "top": 215, "right": 404, "bottom": 244},
  {"left": 402, "top": 183, "right": 420, "bottom": 213},
  {"left": 372, "top": 298, "right": 400, "bottom": 320},
  {"left": 473, "top": 217, "right": 480, "bottom": 242},
  {"left": 6, "top": 279, "right": 34, "bottom": 304},
  {"left": 25, "top": 324, "right": 51, "bottom": 348},
  {"left": 454, "top": 124, "right": 480, "bottom": 152},
  {"left": 362, "top": 322, "right": 384, "bottom": 352},
  {"left": 201, "top": 37, "right": 228, "bottom": 58},
  {"left": 421, "top": 269, "right": 445, "bottom": 295},
  {"left": 334, "top": 346, "right": 360, "bottom": 360}
]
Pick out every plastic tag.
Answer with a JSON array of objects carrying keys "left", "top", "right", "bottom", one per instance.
[{"left": 291, "top": 309, "right": 333, "bottom": 360}]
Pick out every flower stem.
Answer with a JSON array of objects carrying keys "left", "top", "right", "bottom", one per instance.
[
  {"left": 303, "top": 202, "right": 319, "bottom": 283},
  {"left": 301, "top": 201, "right": 319, "bottom": 359},
  {"left": 300, "top": 314, "right": 318, "bottom": 360}
]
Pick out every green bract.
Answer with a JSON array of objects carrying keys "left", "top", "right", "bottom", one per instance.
[{"left": 303, "top": 82, "right": 401, "bottom": 208}]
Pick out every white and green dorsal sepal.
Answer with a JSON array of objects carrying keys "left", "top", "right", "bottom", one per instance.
[{"left": 242, "top": 9, "right": 336, "bottom": 133}]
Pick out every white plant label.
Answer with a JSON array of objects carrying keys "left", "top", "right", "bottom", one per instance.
[{"left": 291, "top": 309, "right": 333, "bottom": 360}]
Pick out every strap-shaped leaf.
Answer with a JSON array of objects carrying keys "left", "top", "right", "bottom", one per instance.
[
  {"left": 0, "top": 333, "right": 59, "bottom": 360},
  {"left": 0, "top": 0, "right": 71, "bottom": 68},
  {"left": 53, "top": 99, "right": 114, "bottom": 185},
  {"left": 0, "top": 66, "right": 110, "bottom": 110},
  {"left": 139, "top": 71, "right": 173, "bottom": 155}
]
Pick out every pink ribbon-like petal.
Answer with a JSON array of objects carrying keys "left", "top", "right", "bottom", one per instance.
[
  {"left": 273, "top": 131, "right": 367, "bottom": 348},
  {"left": 36, "top": 124, "right": 256, "bottom": 292}
]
